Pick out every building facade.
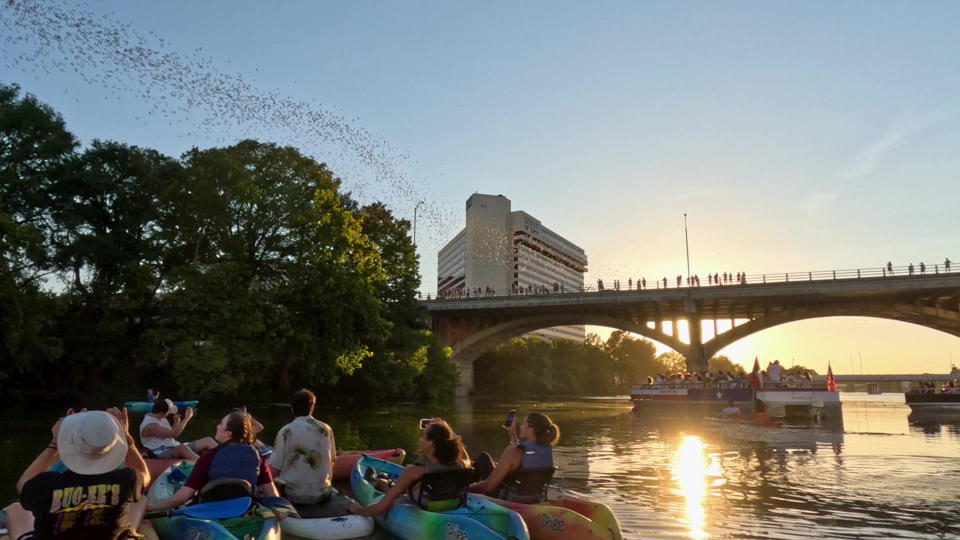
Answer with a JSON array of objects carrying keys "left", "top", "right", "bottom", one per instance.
[{"left": 437, "top": 193, "right": 587, "bottom": 342}]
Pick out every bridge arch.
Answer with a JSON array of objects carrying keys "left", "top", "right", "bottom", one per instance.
[
  {"left": 452, "top": 313, "right": 688, "bottom": 378},
  {"left": 702, "top": 303, "right": 960, "bottom": 359}
]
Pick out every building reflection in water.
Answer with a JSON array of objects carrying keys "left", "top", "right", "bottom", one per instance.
[{"left": 675, "top": 435, "right": 709, "bottom": 539}]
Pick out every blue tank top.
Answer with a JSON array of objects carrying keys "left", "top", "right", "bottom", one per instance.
[
  {"left": 207, "top": 443, "right": 261, "bottom": 486},
  {"left": 518, "top": 442, "right": 553, "bottom": 469}
]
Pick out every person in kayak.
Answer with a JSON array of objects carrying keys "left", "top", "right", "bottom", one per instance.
[
  {"left": 139, "top": 398, "right": 216, "bottom": 460},
  {"left": 719, "top": 401, "right": 741, "bottom": 418},
  {"left": 269, "top": 388, "right": 337, "bottom": 504},
  {"left": 468, "top": 412, "right": 558, "bottom": 502},
  {"left": 3, "top": 408, "right": 151, "bottom": 540},
  {"left": 146, "top": 410, "right": 280, "bottom": 512},
  {"left": 348, "top": 419, "right": 469, "bottom": 517}
]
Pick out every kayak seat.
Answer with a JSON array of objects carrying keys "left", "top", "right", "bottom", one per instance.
[
  {"left": 499, "top": 466, "right": 556, "bottom": 503},
  {"left": 410, "top": 467, "right": 475, "bottom": 512},
  {"left": 198, "top": 478, "right": 253, "bottom": 504}
]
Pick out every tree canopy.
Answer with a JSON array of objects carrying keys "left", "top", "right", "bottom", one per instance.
[{"left": 0, "top": 83, "right": 455, "bottom": 405}]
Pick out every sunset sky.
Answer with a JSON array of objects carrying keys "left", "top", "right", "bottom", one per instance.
[{"left": 2, "top": 1, "right": 958, "bottom": 374}]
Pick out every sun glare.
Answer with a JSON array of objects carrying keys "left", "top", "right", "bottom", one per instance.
[{"left": 675, "top": 435, "right": 708, "bottom": 539}]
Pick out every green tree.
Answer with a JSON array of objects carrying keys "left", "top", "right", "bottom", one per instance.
[
  {"left": 39, "top": 142, "right": 185, "bottom": 395},
  {"left": 160, "top": 141, "right": 389, "bottom": 398},
  {"left": 656, "top": 351, "right": 688, "bottom": 374},
  {"left": 709, "top": 355, "right": 746, "bottom": 375},
  {"left": 602, "top": 331, "right": 661, "bottom": 390},
  {"left": 336, "top": 202, "right": 457, "bottom": 403},
  {"left": 0, "top": 84, "right": 76, "bottom": 398}
]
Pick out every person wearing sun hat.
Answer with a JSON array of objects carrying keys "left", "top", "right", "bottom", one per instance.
[{"left": 3, "top": 408, "right": 151, "bottom": 540}]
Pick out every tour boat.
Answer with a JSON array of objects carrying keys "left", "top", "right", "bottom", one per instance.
[
  {"left": 630, "top": 384, "right": 841, "bottom": 418},
  {"left": 904, "top": 389, "right": 960, "bottom": 412}
]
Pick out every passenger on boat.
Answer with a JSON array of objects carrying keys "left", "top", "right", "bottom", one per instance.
[
  {"left": 146, "top": 411, "right": 280, "bottom": 512},
  {"left": 469, "top": 412, "right": 559, "bottom": 503},
  {"left": 4, "top": 408, "right": 151, "bottom": 540},
  {"left": 139, "top": 398, "right": 216, "bottom": 460},
  {"left": 348, "top": 419, "right": 470, "bottom": 517},
  {"left": 269, "top": 388, "right": 337, "bottom": 504},
  {"left": 719, "top": 401, "right": 741, "bottom": 418}
]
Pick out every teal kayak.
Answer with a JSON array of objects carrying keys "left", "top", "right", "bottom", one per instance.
[
  {"left": 147, "top": 461, "right": 280, "bottom": 540},
  {"left": 351, "top": 454, "right": 530, "bottom": 540},
  {"left": 124, "top": 400, "right": 199, "bottom": 414}
]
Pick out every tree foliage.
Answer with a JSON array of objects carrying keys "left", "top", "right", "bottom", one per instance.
[
  {"left": 474, "top": 332, "right": 672, "bottom": 396},
  {"left": 0, "top": 84, "right": 453, "bottom": 405}
]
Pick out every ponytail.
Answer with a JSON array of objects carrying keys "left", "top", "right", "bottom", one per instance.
[{"left": 526, "top": 412, "right": 560, "bottom": 446}]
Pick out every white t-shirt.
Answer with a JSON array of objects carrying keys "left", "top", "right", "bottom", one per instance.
[
  {"left": 269, "top": 416, "right": 336, "bottom": 504},
  {"left": 769, "top": 363, "right": 783, "bottom": 383},
  {"left": 139, "top": 415, "right": 179, "bottom": 451},
  {"left": 721, "top": 407, "right": 741, "bottom": 417}
]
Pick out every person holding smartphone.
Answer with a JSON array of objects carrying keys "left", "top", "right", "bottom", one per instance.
[
  {"left": 348, "top": 418, "right": 470, "bottom": 517},
  {"left": 468, "top": 411, "right": 559, "bottom": 501}
]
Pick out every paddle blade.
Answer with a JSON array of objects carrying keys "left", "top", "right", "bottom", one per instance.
[{"left": 151, "top": 497, "right": 252, "bottom": 520}]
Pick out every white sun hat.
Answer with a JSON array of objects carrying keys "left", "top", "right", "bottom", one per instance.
[{"left": 57, "top": 411, "right": 127, "bottom": 475}]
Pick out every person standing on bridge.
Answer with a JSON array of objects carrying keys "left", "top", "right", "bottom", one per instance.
[
  {"left": 676, "top": 275, "right": 682, "bottom": 287},
  {"left": 945, "top": 258, "right": 952, "bottom": 272},
  {"left": 909, "top": 263, "right": 915, "bottom": 275},
  {"left": 887, "top": 261, "right": 894, "bottom": 275},
  {"left": 642, "top": 278, "right": 647, "bottom": 289},
  {"left": 920, "top": 262, "right": 926, "bottom": 274}
]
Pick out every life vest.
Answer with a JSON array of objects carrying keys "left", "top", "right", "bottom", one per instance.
[{"left": 208, "top": 443, "right": 261, "bottom": 486}]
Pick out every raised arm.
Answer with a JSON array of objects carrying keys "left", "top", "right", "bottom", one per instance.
[
  {"left": 141, "top": 407, "right": 193, "bottom": 439},
  {"left": 107, "top": 407, "right": 150, "bottom": 487},
  {"left": 16, "top": 410, "right": 75, "bottom": 493}
]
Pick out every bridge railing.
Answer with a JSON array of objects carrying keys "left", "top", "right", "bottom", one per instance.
[{"left": 421, "top": 259, "right": 957, "bottom": 301}]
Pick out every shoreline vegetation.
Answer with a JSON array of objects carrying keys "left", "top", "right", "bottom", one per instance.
[{"left": 1, "top": 83, "right": 455, "bottom": 407}]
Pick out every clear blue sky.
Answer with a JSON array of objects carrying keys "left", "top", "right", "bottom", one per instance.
[{"left": 3, "top": 1, "right": 959, "bottom": 374}]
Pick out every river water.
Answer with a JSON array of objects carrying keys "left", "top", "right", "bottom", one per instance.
[{"left": 2, "top": 393, "right": 958, "bottom": 539}]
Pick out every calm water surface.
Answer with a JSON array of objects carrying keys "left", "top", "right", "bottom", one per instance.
[{"left": 2, "top": 393, "right": 958, "bottom": 539}]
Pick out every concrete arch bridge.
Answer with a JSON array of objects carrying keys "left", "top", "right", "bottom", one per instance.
[{"left": 423, "top": 274, "right": 960, "bottom": 396}]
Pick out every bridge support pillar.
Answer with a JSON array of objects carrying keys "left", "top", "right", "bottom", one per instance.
[{"left": 686, "top": 315, "right": 708, "bottom": 372}]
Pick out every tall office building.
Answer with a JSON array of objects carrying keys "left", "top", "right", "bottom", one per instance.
[{"left": 437, "top": 193, "right": 588, "bottom": 342}]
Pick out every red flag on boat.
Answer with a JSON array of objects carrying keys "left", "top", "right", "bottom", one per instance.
[
  {"left": 826, "top": 363, "right": 837, "bottom": 391},
  {"left": 749, "top": 357, "right": 762, "bottom": 390}
]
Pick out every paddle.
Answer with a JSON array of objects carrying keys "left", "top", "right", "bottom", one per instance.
[{"left": 144, "top": 497, "right": 252, "bottom": 520}]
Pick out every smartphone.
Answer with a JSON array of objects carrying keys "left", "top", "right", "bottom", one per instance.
[
  {"left": 503, "top": 409, "right": 517, "bottom": 427},
  {"left": 419, "top": 418, "right": 433, "bottom": 430}
]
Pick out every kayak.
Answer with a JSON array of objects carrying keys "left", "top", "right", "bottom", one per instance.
[
  {"left": 281, "top": 491, "right": 374, "bottom": 540},
  {"left": 332, "top": 448, "right": 406, "bottom": 482},
  {"left": 479, "top": 485, "right": 623, "bottom": 540},
  {"left": 146, "top": 458, "right": 180, "bottom": 483},
  {"left": 124, "top": 399, "right": 199, "bottom": 414},
  {"left": 147, "top": 461, "right": 280, "bottom": 540},
  {"left": 704, "top": 416, "right": 784, "bottom": 427},
  {"left": 351, "top": 454, "right": 530, "bottom": 540}
]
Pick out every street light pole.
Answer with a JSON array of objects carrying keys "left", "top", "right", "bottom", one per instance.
[
  {"left": 683, "top": 212, "right": 691, "bottom": 279},
  {"left": 413, "top": 200, "right": 424, "bottom": 245}
]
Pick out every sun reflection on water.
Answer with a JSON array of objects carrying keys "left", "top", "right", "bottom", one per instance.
[{"left": 675, "top": 435, "right": 708, "bottom": 539}]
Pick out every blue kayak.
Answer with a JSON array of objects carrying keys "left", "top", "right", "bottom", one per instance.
[
  {"left": 123, "top": 400, "right": 198, "bottom": 414},
  {"left": 351, "top": 454, "right": 529, "bottom": 540}
]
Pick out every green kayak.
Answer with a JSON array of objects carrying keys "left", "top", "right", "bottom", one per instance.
[{"left": 146, "top": 461, "right": 280, "bottom": 540}]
